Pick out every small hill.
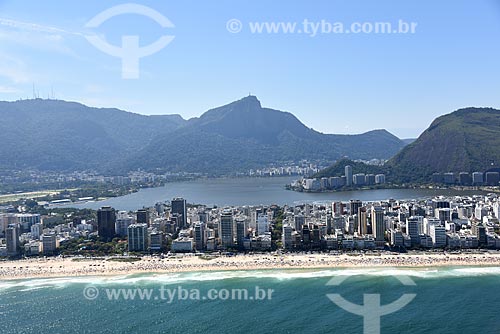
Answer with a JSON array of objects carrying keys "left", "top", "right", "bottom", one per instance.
[{"left": 387, "top": 107, "right": 500, "bottom": 182}]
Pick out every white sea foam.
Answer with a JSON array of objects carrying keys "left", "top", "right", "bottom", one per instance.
[{"left": 1, "top": 267, "right": 499, "bottom": 291}]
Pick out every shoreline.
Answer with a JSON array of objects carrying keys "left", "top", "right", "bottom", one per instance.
[
  {"left": 287, "top": 183, "right": 498, "bottom": 194},
  {"left": 2, "top": 252, "right": 500, "bottom": 280}
]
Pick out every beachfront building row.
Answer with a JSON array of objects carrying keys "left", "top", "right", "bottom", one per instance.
[
  {"left": 432, "top": 171, "right": 500, "bottom": 186},
  {"left": 4, "top": 193, "right": 500, "bottom": 256},
  {"left": 280, "top": 196, "right": 500, "bottom": 251},
  {"left": 298, "top": 165, "right": 386, "bottom": 191}
]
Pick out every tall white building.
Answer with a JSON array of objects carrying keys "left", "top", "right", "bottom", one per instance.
[
  {"left": 16, "top": 213, "right": 41, "bottom": 232},
  {"left": 494, "top": 202, "right": 500, "bottom": 220},
  {"left": 435, "top": 208, "right": 452, "bottom": 223},
  {"left": 430, "top": 225, "right": 446, "bottom": 248},
  {"left": 31, "top": 223, "right": 43, "bottom": 239},
  {"left": 345, "top": 165, "right": 353, "bottom": 186},
  {"left": 424, "top": 217, "right": 442, "bottom": 235},
  {"left": 115, "top": 216, "right": 135, "bottom": 237}
]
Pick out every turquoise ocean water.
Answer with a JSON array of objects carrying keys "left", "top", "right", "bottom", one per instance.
[{"left": 1, "top": 267, "right": 499, "bottom": 333}]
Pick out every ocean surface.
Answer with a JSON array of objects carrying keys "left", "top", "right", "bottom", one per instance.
[
  {"left": 61, "top": 177, "right": 486, "bottom": 211},
  {"left": 0, "top": 267, "right": 499, "bottom": 333}
]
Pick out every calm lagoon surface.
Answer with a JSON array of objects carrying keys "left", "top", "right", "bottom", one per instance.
[{"left": 63, "top": 176, "right": 486, "bottom": 211}]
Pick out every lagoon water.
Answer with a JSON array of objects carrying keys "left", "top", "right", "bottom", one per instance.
[
  {"left": 64, "top": 177, "right": 485, "bottom": 211},
  {"left": 7, "top": 178, "right": 497, "bottom": 333},
  {"left": 1, "top": 267, "right": 499, "bottom": 333}
]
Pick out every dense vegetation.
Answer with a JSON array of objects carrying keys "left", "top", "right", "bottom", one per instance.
[
  {"left": 314, "top": 107, "right": 500, "bottom": 184},
  {"left": 0, "top": 97, "right": 407, "bottom": 175},
  {"left": 387, "top": 107, "right": 500, "bottom": 182}
]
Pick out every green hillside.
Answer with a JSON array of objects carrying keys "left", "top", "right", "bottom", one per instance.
[{"left": 387, "top": 107, "right": 500, "bottom": 182}]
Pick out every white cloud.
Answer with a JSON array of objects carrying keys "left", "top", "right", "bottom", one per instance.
[
  {"left": 0, "top": 17, "right": 82, "bottom": 57},
  {"left": 0, "top": 85, "right": 22, "bottom": 93},
  {"left": 0, "top": 17, "right": 82, "bottom": 37}
]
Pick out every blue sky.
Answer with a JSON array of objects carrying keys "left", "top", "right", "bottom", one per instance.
[{"left": 0, "top": 0, "right": 499, "bottom": 138}]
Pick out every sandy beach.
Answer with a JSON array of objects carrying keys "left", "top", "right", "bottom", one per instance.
[{"left": 1, "top": 252, "right": 500, "bottom": 280}]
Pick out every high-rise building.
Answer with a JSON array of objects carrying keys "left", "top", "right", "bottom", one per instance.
[
  {"left": 443, "top": 173, "right": 455, "bottom": 184},
  {"left": 430, "top": 225, "right": 446, "bottom": 248},
  {"left": 350, "top": 200, "right": 363, "bottom": 216},
  {"left": 485, "top": 172, "right": 500, "bottom": 186},
  {"left": 302, "top": 224, "right": 311, "bottom": 247},
  {"left": 357, "top": 207, "right": 368, "bottom": 235},
  {"left": 353, "top": 174, "right": 366, "bottom": 186},
  {"left": 282, "top": 224, "right": 293, "bottom": 250},
  {"left": 219, "top": 211, "right": 234, "bottom": 248},
  {"left": 294, "top": 214, "right": 305, "bottom": 231},
  {"left": 459, "top": 172, "right": 472, "bottom": 185},
  {"left": 171, "top": 198, "right": 187, "bottom": 228},
  {"left": 390, "top": 229, "right": 404, "bottom": 247},
  {"left": 435, "top": 208, "right": 451, "bottom": 223},
  {"left": 494, "top": 202, "right": 500, "bottom": 220},
  {"left": 194, "top": 222, "right": 206, "bottom": 251},
  {"left": 431, "top": 199, "right": 450, "bottom": 209},
  {"left": 42, "top": 233, "right": 58, "bottom": 255},
  {"left": 115, "top": 215, "right": 135, "bottom": 237},
  {"left": 475, "top": 224, "right": 487, "bottom": 246},
  {"left": 375, "top": 174, "right": 386, "bottom": 184},
  {"left": 365, "top": 174, "right": 376, "bottom": 185},
  {"left": 332, "top": 202, "right": 344, "bottom": 216},
  {"left": 235, "top": 217, "right": 247, "bottom": 249},
  {"left": 345, "top": 165, "right": 353, "bottom": 186},
  {"left": 97, "top": 207, "right": 116, "bottom": 241},
  {"left": 0, "top": 214, "right": 17, "bottom": 237},
  {"left": 472, "top": 172, "right": 484, "bottom": 185},
  {"left": 257, "top": 214, "right": 269, "bottom": 235},
  {"left": 136, "top": 209, "right": 150, "bottom": 225},
  {"left": 406, "top": 217, "right": 420, "bottom": 247},
  {"left": 127, "top": 223, "right": 148, "bottom": 252},
  {"left": 16, "top": 213, "right": 41, "bottom": 232},
  {"left": 30, "top": 223, "right": 42, "bottom": 239},
  {"left": 6, "top": 224, "right": 19, "bottom": 256},
  {"left": 424, "top": 217, "right": 442, "bottom": 235},
  {"left": 371, "top": 206, "right": 386, "bottom": 247},
  {"left": 149, "top": 231, "right": 165, "bottom": 252}
]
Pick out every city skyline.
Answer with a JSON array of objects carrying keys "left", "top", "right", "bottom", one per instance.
[{"left": 0, "top": 0, "right": 499, "bottom": 137}]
